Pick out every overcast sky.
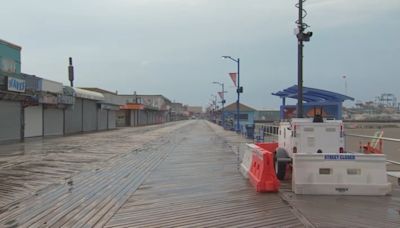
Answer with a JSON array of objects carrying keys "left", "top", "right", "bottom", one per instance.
[{"left": 1, "top": 0, "right": 399, "bottom": 109}]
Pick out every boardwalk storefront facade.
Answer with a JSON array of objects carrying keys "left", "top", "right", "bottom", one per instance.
[
  {"left": 0, "top": 39, "right": 28, "bottom": 142},
  {"left": 1, "top": 38, "right": 189, "bottom": 143}
]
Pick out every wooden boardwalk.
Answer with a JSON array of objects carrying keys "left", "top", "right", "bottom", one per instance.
[
  {"left": 105, "top": 121, "right": 305, "bottom": 227},
  {"left": 0, "top": 120, "right": 399, "bottom": 227}
]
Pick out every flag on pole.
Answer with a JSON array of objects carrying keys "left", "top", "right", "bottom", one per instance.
[
  {"left": 218, "top": 92, "right": 224, "bottom": 99},
  {"left": 229, "top": 72, "right": 237, "bottom": 87}
]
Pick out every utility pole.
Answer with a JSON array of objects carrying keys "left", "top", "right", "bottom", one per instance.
[{"left": 296, "top": 0, "right": 312, "bottom": 118}]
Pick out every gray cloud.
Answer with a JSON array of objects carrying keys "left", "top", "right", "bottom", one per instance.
[{"left": 1, "top": 0, "right": 399, "bottom": 109}]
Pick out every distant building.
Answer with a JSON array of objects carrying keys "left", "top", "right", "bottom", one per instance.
[
  {"left": 187, "top": 106, "right": 203, "bottom": 115},
  {"left": 254, "top": 110, "right": 280, "bottom": 123},
  {"left": 112, "top": 94, "right": 172, "bottom": 127},
  {"left": 170, "top": 102, "right": 186, "bottom": 121},
  {"left": 222, "top": 102, "right": 256, "bottom": 132}
]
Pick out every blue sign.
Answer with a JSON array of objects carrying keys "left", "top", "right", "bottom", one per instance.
[
  {"left": 7, "top": 76, "right": 26, "bottom": 92},
  {"left": 324, "top": 154, "right": 356, "bottom": 160}
]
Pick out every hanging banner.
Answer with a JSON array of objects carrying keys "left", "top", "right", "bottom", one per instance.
[
  {"left": 229, "top": 72, "right": 237, "bottom": 87},
  {"left": 218, "top": 92, "right": 224, "bottom": 99}
]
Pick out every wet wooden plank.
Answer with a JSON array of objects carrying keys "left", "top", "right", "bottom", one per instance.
[
  {"left": 105, "top": 121, "right": 305, "bottom": 227},
  {"left": 0, "top": 122, "right": 191, "bottom": 227}
]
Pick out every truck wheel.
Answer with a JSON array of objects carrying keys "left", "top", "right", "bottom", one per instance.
[
  {"left": 275, "top": 148, "right": 289, "bottom": 180},
  {"left": 275, "top": 160, "right": 286, "bottom": 180}
]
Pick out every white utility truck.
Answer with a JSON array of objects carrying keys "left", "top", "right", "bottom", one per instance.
[{"left": 273, "top": 116, "right": 391, "bottom": 195}]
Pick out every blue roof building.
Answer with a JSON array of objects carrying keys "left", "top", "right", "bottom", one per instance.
[{"left": 272, "top": 85, "right": 354, "bottom": 120}]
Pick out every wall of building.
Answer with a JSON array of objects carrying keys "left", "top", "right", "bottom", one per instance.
[
  {"left": 223, "top": 110, "right": 255, "bottom": 132},
  {"left": 254, "top": 110, "right": 280, "bottom": 122},
  {"left": 0, "top": 40, "right": 21, "bottom": 74}
]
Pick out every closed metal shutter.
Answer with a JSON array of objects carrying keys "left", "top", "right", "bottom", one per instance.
[
  {"left": 108, "top": 110, "right": 116, "bottom": 129},
  {"left": 65, "top": 98, "right": 83, "bottom": 134},
  {"left": 0, "top": 100, "right": 21, "bottom": 142},
  {"left": 116, "top": 110, "right": 128, "bottom": 127},
  {"left": 43, "top": 108, "right": 63, "bottom": 136},
  {"left": 25, "top": 105, "right": 43, "bottom": 138},
  {"left": 98, "top": 109, "right": 107, "bottom": 130},
  {"left": 82, "top": 99, "right": 97, "bottom": 132}
]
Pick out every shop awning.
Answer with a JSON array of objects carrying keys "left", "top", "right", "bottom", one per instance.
[
  {"left": 73, "top": 87, "right": 104, "bottom": 101},
  {"left": 120, "top": 103, "right": 145, "bottom": 110}
]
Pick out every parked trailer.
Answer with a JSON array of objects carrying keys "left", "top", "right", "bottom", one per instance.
[{"left": 242, "top": 117, "right": 391, "bottom": 195}]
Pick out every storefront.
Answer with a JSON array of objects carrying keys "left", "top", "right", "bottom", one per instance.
[
  {"left": 98, "top": 103, "right": 119, "bottom": 130},
  {"left": 64, "top": 88, "right": 104, "bottom": 134}
]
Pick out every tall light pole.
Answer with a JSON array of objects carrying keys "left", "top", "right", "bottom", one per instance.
[
  {"left": 211, "top": 94, "right": 217, "bottom": 122},
  {"left": 213, "top": 81, "right": 226, "bottom": 128},
  {"left": 295, "top": 0, "right": 312, "bottom": 118},
  {"left": 222, "top": 56, "right": 242, "bottom": 133}
]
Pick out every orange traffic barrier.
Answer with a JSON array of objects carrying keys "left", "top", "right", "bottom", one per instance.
[
  {"left": 255, "top": 142, "right": 278, "bottom": 153},
  {"left": 248, "top": 143, "right": 280, "bottom": 192}
]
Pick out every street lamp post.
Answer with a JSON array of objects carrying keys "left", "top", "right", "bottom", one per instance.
[
  {"left": 211, "top": 94, "right": 217, "bottom": 123},
  {"left": 213, "top": 81, "right": 226, "bottom": 128},
  {"left": 222, "top": 56, "right": 242, "bottom": 133}
]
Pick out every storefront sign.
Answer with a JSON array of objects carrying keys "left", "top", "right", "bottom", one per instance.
[{"left": 7, "top": 76, "right": 26, "bottom": 92}]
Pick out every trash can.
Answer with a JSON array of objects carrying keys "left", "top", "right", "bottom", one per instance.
[{"left": 245, "top": 124, "right": 255, "bottom": 139}]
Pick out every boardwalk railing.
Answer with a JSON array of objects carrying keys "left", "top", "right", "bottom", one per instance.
[
  {"left": 254, "top": 123, "right": 279, "bottom": 142},
  {"left": 345, "top": 133, "right": 400, "bottom": 172}
]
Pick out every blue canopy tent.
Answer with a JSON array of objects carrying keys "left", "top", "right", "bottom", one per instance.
[{"left": 272, "top": 85, "right": 354, "bottom": 120}]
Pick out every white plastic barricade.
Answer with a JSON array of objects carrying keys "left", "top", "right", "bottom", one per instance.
[
  {"left": 240, "top": 144, "right": 257, "bottom": 179},
  {"left": 292, "top": 153, "right": 391, "bottom": 195}
]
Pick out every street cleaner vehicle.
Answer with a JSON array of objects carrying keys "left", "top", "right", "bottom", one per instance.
[{"left": 241, "top": 114, "right": 392, "bottom": 195}]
